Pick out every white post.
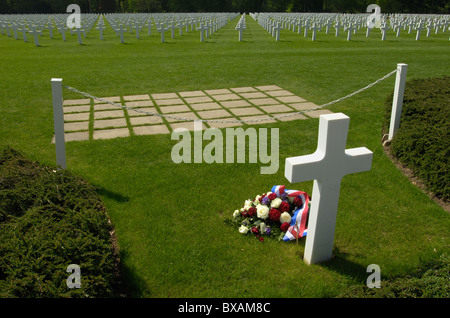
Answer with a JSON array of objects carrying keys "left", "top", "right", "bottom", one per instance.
[
  {"left": 388, "top": 63, "right": 408, "bottom": 141},
  {"left": 51, "top": 78, "right": 66, "bottom": 169}
]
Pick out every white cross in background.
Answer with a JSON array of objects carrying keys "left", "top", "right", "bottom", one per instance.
[
  {"left": 285, "top": 113, "right": 373, "bottom": 265},
  {"left": 28, "top": 26, "right": 41, "bottom": 46},
  {"left": 115, "top": 24, "right": 127, "bottom": 43}
]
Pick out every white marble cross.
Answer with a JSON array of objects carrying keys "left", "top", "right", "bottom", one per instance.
[
  {"left": 235, "top": 22, "right": 246, "bottom": 42},
  {"left": 344, "top": 23, "right": 356, "bottom": 41},
  {"left": 73, "top": 27, "right": 84, "bottom": 44},
  {"left": 96, "top": 24, "right": 106, "bottom": 40},
  {"left": 272, "top": 22, "right": 283, "bottom": 41},
  {"left": 28, "top": 26, "right": 41, "bottom": 46},
  {"left": 197, "top": 23, "right": 208, "bottom": 42},
  {"left": 158, "top": 24, "right": 169, "bottom": 42},
  {"left": 414, "top": 22, "right": 425, "bottom": 40},
  {"left": 310, "top": 22, "right": 320, "bottom": 41},
  {"left": 115, "top": 24, "right": 127, "bottom": 43},
  {"left": 380, "top": 23, "right": 390, "bottom": 41},
  {"left": 285, "top": 113, "right": 373, "bottom": 265}
]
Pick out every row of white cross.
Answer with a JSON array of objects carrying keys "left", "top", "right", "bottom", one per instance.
[
  {"left": 251, "top": 12, "right": 450, "bottom": 41},
  {"left": 0, "top": 12, "right": 240, "bottom": 45},
  {"left": 235, "top": 13, "right": 246, "bottom": 42}
]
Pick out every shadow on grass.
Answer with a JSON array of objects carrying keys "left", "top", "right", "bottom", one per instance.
[
  {"left": 96, "top": 187, "right": 130, "bottom": 203},
  {"left": 322, "top": 247, "right": 369, "bottom": 282},
  {"left": 117, "top": 248, "right": 150, "bottom": 298}
]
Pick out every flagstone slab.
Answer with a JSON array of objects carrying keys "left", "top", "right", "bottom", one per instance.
[
  {"left": 63, "top": 99, "right": 91, "bottom": 106},
  {"left": 130, "top": 116, "right": 164, "bottom": 126},
  {"left": 94, "top": 110, "right": 125, "bottom": 119},
  {"left": 127, "top": 107, "right": 157, "bottom": 117},
  {"left": 159, "top": 105, "right": 191, "bottom": 113},
  {"left": 125, "top": 101, "right": 154, "bottom": 108},
  {"left": 165, "top": 112, "right": 199, "bottom": 122},
  {"left": 133, "top": 125, "right": 170, "bottom": 136},
  {"left": 230, "top": 87, "right": 258, "bottom": 93},
  {"left": 197, "top": 109, "right": 233, "bottom": 119},
  {"left": 64, "top": 121, "right": 89, "bottom": 132},
  {"left": 276, "top": 96, "right": 307, "bottom": 103},
  {"left": 155, "top": 98, "right": 185, "bottom": 106},
  {"left": 289, "top": 102, "right": 319, "bottom": 111},
  {"left": 239, "top": 92, "right": 268, "bottom": 99},
  {"left": 169, "top": 122, "right": 207, "bottom": 131},
  {"left": 93, "top": 128, "right": 130, "bottom": 140},
  {"left": 266, "top": 90, "right": 295, "bottom": 97},
  {"left": 64, "top": 112, "right": 90, "bottom": 122},
  {"left": 205, "top": 89, "right": 232, "bottom": 95},
  {"left": 52, "top": 131, "right": 89, "bottom": 143},
  {"left": 94, "top": 118, "right": 127, "bottom": 129},
  {"left": 239, "top": 115, "right": 277, "bottom": 124},
  {"left": 248, "top": 98, "right": 279, "bottom": 106},
  {"left": 260, "top": 105, "right": 295, "bottom": 113},
  {"left": 152, "top": 93, "right": 178, "bottom": 99},
  {"left": 229, "top": 107, "right": 264, "bottom": 116},
  {"left": 212, "top": 94, "right": 241, "bottom": 101},
  {"left": 123, "top": 94, "right": 150, "bottom": 101},
  {"left": 184, "top": 96, "right": 213, "bottom": 104},
  {"left": 64, "top": 105, "right": 91, "bottom": 113},
  {"left": 179, "top": 91, "right": 206, "bottom": 97},
  {"left": 190, "top": 102, "right": 222, "bottom": 111},
  {"left": 94, "top": 96, "right": 121, "bottom": 104},
  {"left": 208, "top": 119, "right": 243, "bottom": 129},
  {"left": 220, "top": 100, "right": 251, "bottom": 108},
  {"left": 94, "top": 103, "right": 122, "bottom": 111}
]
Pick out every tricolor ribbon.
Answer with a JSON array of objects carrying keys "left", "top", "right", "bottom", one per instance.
[{"left": 271, "top": 185, "right": 310, "bottom": 241}]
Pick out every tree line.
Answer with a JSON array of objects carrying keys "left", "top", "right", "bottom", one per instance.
[{"left": 1, "top": 0, "right": 449, "bottom": 14}]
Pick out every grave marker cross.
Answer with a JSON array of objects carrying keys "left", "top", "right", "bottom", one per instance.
[
  {"left": 285, "top": 113, "right": 373, "bottom": 265},
  {"left": 28, "top": 26, "right": 41, "bottom": 46}
]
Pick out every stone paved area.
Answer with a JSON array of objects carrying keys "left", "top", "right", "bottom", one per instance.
[{"left": 56, "top": 85, "right": 333, "bottom": 142}]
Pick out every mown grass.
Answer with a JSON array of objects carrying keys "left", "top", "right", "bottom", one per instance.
[{"left": 0, "top": 15, "right": 449, "bottom": 297}]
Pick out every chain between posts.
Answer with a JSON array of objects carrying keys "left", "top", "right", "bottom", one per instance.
[{"left": 62, "top": 69, "right": 397, "bottom": 124}]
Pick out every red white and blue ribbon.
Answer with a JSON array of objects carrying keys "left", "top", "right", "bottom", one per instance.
[{"left": 271, "top": 185, "right": 309, "bottom": 241}]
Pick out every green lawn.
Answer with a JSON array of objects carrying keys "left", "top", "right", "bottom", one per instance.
[{"left": 1, "top": 15, "right": 449, "bottom": 297}]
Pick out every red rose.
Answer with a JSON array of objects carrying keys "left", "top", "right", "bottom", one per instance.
[
  {"left": 269, "top": 208, "right": 281, "bottom": 222},
  {"left": 279, "top": 201, "right": 290, "bottom": 212},
  {"left": 241, "top": 210, "right": 248, "bottom": 218},
  {"left": 268, "top": 193, "right": 277, "bottom": 200},
  {"left": 294, "top": 196, "right": 303, "bottom": 207},
  {"left": 251, "top": 227, "right": 259, "bottom": 235},
  {"left": 248, "top": 207, "right": 256, "bottom": 217},
  {"left": 280, "top": 222, "right": 290, "bottom": 232},
  {"left": 258, "top": 236, "right": 264, "bottom": 242}
]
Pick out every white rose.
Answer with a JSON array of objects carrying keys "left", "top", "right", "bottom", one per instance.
[
  {"left": 280, "top": 212, "right": 292, "bottom": 224},
  {"left": 256, "top": 204, "right": 269, "bottom": 219},
  {"left": 270, "top": 198, "right": 282, "bottom": 208},
  {"left": 244, "top": 199, "right": 253, "bottom": 210},
  {"left": 239, "top": 225, "right": 249, "bottom": 234},
  {"left": 233, "top": 210, "right": 240, "bottom": 218},
  {"left": 253, "top": 195, "right": 261, "bottom": 205}
]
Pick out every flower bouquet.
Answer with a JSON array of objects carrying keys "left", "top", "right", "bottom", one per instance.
[{"left": 228, "top": 185, "right": 310, "bottom": 242}]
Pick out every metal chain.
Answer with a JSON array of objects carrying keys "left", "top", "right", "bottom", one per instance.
[{"left": 62, "top": 69, "right": 396, "bottom": 124}]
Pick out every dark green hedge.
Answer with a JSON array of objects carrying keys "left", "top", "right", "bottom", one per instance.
[
  {"left": 338, "top": 253, "right": 450, "bottom": 298},
  {"left": 383, "top": 76, "right": 449, "bottom": 202},
  {"left": 0, "top": 147, "right": 120, "bottom": 297}
]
